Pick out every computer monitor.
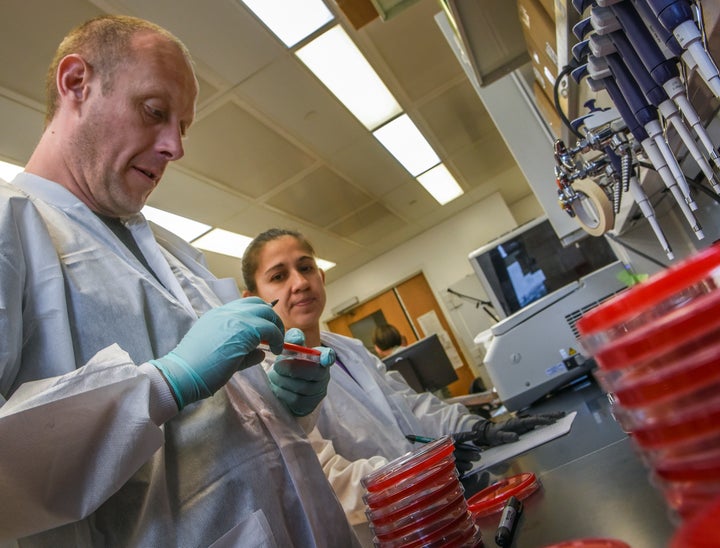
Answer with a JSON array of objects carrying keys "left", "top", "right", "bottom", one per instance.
[
  {"left": 468, "top": 217, "right": 617, "bottom": 319},
  {"left": 382, "top": 334, "right": 459, "bottom": 392}
]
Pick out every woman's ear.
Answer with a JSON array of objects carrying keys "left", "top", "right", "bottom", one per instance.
[
  {"left": 241, "top": 289, "right": 252, "bottom": 298},
  {"left": 57, "top": 54, "right": 92, "bottom": 105}
]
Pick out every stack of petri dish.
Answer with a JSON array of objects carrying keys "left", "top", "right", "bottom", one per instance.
[
  {"left": 361, "top": 436, "right": 483, "bottom": 547},
  {"left": 576, "top": 243, "right": 720, "bottom": 521}
]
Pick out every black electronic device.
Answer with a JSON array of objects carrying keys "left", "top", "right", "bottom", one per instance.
[
  {"left": 382, "top": 334, "right": 459, "bottom": 392},
  {"left": 468, "top": 217, "right": 618, "bottom": 319}
]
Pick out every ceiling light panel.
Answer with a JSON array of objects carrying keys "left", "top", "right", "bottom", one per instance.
[
  {"left": 296, "top": 25, "right": 402, "bottom": 130},
  {"left": 316, "top": 258, "right": 335, "bottom": 271},
  {"left": 372, "top": 114, "right": 440, "bottom": 176},
  {"left": 0, "top": 159, "right": 23, "bottom": 181},
  {"left": 142, "top": 206, "right": 212, "bottom": 242},
  {"left": 416, "top": 163, "right": 464, "bottom": 205},
  {"left": 239, "top": 0, "right": 334, "bottom": 47},
  {"left": 192, "top": 228, "right": 254, "bottom": 259}
]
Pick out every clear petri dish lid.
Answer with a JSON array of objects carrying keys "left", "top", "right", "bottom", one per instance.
[
  {"left": 594, "top": 289, "right": 720, "bottom": 371},
  {"left": 362, "top": 436, "right": 455, "bottom": 493},
  {"left": 375, "top": 506, "right": 474, "bottom": 548},
  {"left": 371, "top": 492, "right": 468, "bottom": 539},
  {"left": 629, "top": 391, "right": 720, "bottom": 449},
  {"left": 366, "top": 476, "right": 463, "bottom": 526},
  {"left": 599, "top": 343, "right": 720, "bottom": 412},
  {"left": 363, "top": 458, "right": 458, "bottom": 510},
  {"left": 281, "top": 342, "right": 321, "bottom": 359},
  {"left": 542, "top": 539, "right": 631, "bottom": 548},
  {"left": 467, "top": 472, "right": 540, "bottom": 518},
  {"left": 260, "top": 341, "right": 322, "bottom": 363},
  {"left": 576, "top": 243, "right": 720, "bottom": 344}
]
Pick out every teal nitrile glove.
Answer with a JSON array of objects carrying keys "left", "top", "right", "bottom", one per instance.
[
  {"left": 267, "top": 327, "right": 335, "bottom": 416},
  {"left": 150, "top": 297, "right": 284, "bottom": 409}
]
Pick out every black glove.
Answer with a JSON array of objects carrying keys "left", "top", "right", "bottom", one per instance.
[
  {"left": 451, "top": 436, "right": 482, "bottom": 475},
  {"left": 469, "top": 412, "right": 566, "bottom": 447}
]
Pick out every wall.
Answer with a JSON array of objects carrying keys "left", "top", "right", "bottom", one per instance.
[{"left": 323, "top": 188, "right": 531, "bottom": 371}]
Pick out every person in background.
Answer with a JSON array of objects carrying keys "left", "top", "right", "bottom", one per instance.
[
  {"left": 241, "top": 227, "right": 563, "bottom": 526},
  {"left": 0, "top": 16, "right": 360, "bottom": 546},
  {"left": 372, "top": 324, "right": 407, "bottom": 358}
]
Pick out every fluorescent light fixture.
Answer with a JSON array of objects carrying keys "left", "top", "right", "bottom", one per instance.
[
  {"left": 296, "top": 25, "right": 402, "bottom": 130},
  {"left": 373, "top": 114, "right": 440, "bottom": 176},
  {"left": 316, "top": 258, "right": 335, "bottom": 272},
  {"left": 192, "top": 228, "right": 254, "bottom": 259},
  {"left": 240, "top": 0, "right": 333, "bottom": 47},
  {"left": 141, "top": 205, "right": 212, "bottom": 242},
  {"left": 416, "top": 164, "right": 464, "bottom": 205},
  {"left": 0, "top": 159, "right": 23, "bottom": 181}
]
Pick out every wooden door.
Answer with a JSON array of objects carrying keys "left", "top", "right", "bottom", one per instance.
[{"left": 326, "top": 272, "right": 474, "bottom": 396}]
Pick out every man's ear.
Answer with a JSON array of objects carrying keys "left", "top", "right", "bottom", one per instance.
[{"left": 56, "top": 54, "right": 92, "bottom": 104}]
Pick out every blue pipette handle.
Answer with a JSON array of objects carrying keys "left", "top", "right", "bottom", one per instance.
[
  {"left": 606, "top": 31, "right": 669, "bottom": 106},
  {"left": 630, "top": 0, "right": 684, "bottom": 57},
  {"left": 609, "top": 1, "right": 680, "bottom": 86},
  {"left": 644, "top": 0, "right": 694, "bottom": 33}
]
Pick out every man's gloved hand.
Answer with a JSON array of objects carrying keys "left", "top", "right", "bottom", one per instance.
[
  {"left": 150, "top": 297, "right": 284, "bottom": 409},
  {"left": 469, "top": 412, "right": 566, "bottom": 447},
  {"left": 267, "top": 327, "right": 335, "bottom": 416}
]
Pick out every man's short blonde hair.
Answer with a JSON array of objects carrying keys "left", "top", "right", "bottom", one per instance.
[{"left": 44, "top": 15, "right": 193, "bottom": 126}]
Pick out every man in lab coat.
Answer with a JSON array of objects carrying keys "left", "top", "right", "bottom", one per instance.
[
  {"left": 242, "top": 228, "right": 562, "bottom": 525},
  {"left": 0, "top": 16, "right": 359, "bottom": 546}
]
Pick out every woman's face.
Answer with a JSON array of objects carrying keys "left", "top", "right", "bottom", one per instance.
[{"left": 248, "top": 235, "right": 327, "bottom": 335}]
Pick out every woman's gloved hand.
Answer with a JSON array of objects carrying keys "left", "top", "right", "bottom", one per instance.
[
  {"left": 267, "top": 328, "right": 335, "bottom": 416},
  {"left": 150, "top": 297, "right": 284, "bottom": 409},
  {"left": 452, "top": 437, "right": 482, "bottom": 475},
  {"left": 469, "top": 412, "right": 566, "bottom": 447}
]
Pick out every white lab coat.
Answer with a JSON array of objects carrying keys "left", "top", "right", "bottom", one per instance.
[
  {"left": 0, "top": 175, "right": 359, "bottom": 548},
  {"left": 300, "top": 332, "right": 480, "bottom": 524}
]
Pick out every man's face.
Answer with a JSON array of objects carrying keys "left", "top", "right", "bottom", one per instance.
[
  {"left": 250, "top": 236, "right": 327, "bottom": 334},
  {"left": 69, "top": 32, "right": 197, "bottom": 216}
]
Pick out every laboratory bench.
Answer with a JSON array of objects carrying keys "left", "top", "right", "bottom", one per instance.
[
  {"left": 353, "top": 376, "right": 677, "bottom": 547},
  {"left": 469, "top": 377, "right": 676, "bottom": 548}
]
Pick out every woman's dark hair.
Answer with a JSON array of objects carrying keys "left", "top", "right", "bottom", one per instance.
[
  {"left": 372, "top": 324, "right": 403, "bottom": 351},
  {"left": 241, "top": 228, "right": 317, "bottom": 292}
]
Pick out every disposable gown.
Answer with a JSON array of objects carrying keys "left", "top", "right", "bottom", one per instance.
[
  {"left": 0, "top": 175, "right": 359, "bottom": 548},
  {"left": 294, "top": 332, "right": 481, "bottom": 524}
]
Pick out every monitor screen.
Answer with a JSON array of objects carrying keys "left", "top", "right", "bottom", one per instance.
[
  {"left": 382, "top": 334, "right": 459, "bottom": 392},
  {"left": 468, "top": 218, "right": 618, "bottom": 318}
]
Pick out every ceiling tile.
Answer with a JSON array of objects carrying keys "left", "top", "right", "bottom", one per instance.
[
  {"left": 146, "top": 166, "right": 251, "bottom": 227},
  {"left": 329, "top": 136, "right": 415, "bottom": 197},
  {"left": 267, "top": 166, "right": 373, "bottom": 227},
  {"left": 362, "top": 0, "right": 464, "bottom": 103},
  {"left": 382, "top": 179, "right": 440, "bottom": 221},
  {"left": 449, "top": 137, "right": 516, "bottom": 188},
  {"left": 0, "top": 0, "right": 104, "bottom": 103},
  {"left": 417, "top": 80, "right": 495, "bottom": 155},
  {"left": 178, "top": 101, "right": 316, "bottom": 198},
  {"left": 329, "top": 202, "right": 407, "bottom": 245},
  {"left": 196, "top": 75, "right": 220, "bottom": 107},
  {"left": 114, "top": 0, "right": 284, "bottom": 84},
  {"left": 0, "top": 96, "right": 43, "bottom": 165},
  {"left": 234, "top": 54, "right": 369, "bottom": 156}
]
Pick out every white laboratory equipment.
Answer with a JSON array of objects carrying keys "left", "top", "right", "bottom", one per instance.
[{"left": 476, "top": 262, "right": 627, "bottom": 411}]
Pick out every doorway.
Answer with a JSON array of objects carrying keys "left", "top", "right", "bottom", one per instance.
[{"left": 327, "top": 272, "right": 475, "bottom": 397}]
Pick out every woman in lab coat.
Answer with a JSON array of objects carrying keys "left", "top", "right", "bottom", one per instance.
[
  {"left": 0, "top": 16, "right": 359, "bottom": 547},
  {"left": 242, "top": 228, "right": 560, "bottom": 525}
]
